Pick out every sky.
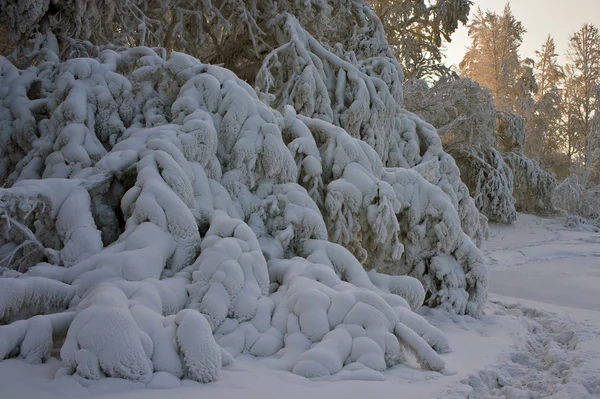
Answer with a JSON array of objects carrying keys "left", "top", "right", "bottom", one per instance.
[{"left": 444, "top": 0, "right": 600, "bottom": 69}]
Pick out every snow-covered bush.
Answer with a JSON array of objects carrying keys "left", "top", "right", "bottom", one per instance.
[
  {"left": 552, "top": 175, "right": 600, "bottom": 224},
  {"left": 0, "top": 0, "right": 488, "bottom": 386},
  {"left": 454, "top": 147, "right": 516, "bottom": 224}
]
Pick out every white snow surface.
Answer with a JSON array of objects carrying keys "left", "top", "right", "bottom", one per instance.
[{"left": 2, "top": 213, "right": 600, "bottom": 398}]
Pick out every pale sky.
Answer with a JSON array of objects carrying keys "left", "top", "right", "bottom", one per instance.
[{"left": 444, "top": 0, "right": 600, "bottom": 70}]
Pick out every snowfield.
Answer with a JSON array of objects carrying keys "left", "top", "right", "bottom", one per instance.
[
  {"left": 487, "top": 213, "right": 600, "bottom": 312},
  {"left": 2, "top": 213, "right": 599, "bottom": 399}
]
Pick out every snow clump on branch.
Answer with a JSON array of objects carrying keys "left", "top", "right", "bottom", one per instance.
[{"left": 0, "top": 10, "right": 487, "bottom": 387}]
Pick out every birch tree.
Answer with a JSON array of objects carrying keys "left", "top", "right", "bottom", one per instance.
[
  {"left": 562, "top": 23, "right": 600, "bottom": 184},
  {"left": 526, "top": 36, "right": 565, "bottom": 174},
  {"left": 460, "top": 3, "right": 535, "bottom": 114}
]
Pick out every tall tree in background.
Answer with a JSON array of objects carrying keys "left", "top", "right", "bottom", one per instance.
[
  {"left": 459, "top": 3, "right": 535, "bottom": 114},
  {"left": 562, "top": 23, "right": 600, "bottom": 184},
  {"left": 535, "top": 37, "right": 563, "bottom": 99},
  {"left": 527, "top": 36, "right": 565, "bottom": 173},
  {"left": 560, "top": 73, "right": 581, "bottom": 170},
  {"left": 403, "top": 3, "right": 561, "bottom": 222},
  {"left": 371, "top": 0, "right": 472, "bottom": 80}
]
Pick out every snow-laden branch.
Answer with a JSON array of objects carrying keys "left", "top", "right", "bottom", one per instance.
[{"left": 0, "top": 9, "right": 487, "bottom": 384}]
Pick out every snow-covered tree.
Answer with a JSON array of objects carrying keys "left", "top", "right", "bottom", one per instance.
[
  {"left": 495, "top": 110, "right": 557, "bottom": 215},
  {"left": 561, "top": 23, "right": 600, "bottom": 184},
  {"left": 460, "top": 3, "right": 536, "bottom": 115},
  {"left": 403, "top": 3, "right": 557, "bottom": 220},
  {"left": 404, "top": 74, "right": 559, "bottom": 221},
  {"left": 526, "top": 36, "right": 566, "bottom": 175},
  {"left": 549, "top": 25, "right": 600, "bottom": 225},
  {"left": 404, "top": 77, "right": 517, "bottom": 223},
  {"left": 502, "top": 151, "right": 557, "bottom": 216},
  {"left": 370, "top": 0, "right": 472, "bottom": 80},
  {"left": 0, "top": 0, "right": 488, "bottom": 386}
]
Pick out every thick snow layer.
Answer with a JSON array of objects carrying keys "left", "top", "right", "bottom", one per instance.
[
  {"left": 2, "top": 300, "right": 599, "bottom": 399},
  {"left": 473, "top": 213, "right": 600, "bottom": 397},
  {"left": 2, "top": 213, "right": 600, "bottom": 398}
]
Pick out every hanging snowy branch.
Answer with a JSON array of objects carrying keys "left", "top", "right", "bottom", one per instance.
[
  {"left": 0, "top": 0, "right": 489, "bottom": 387},
  {"left": 0, "top": 45, "right": 486, "bottom": 385}
]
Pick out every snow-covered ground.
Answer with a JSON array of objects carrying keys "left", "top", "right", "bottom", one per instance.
[
  {"left": 465, "top": 213, "right": 600, "bottom": 398},
  {"left": 487, "top": 213, "right": 600, "bottom": 312},
  {"left": 2, "top": 213, "right": 600, "bottom": 398}
]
